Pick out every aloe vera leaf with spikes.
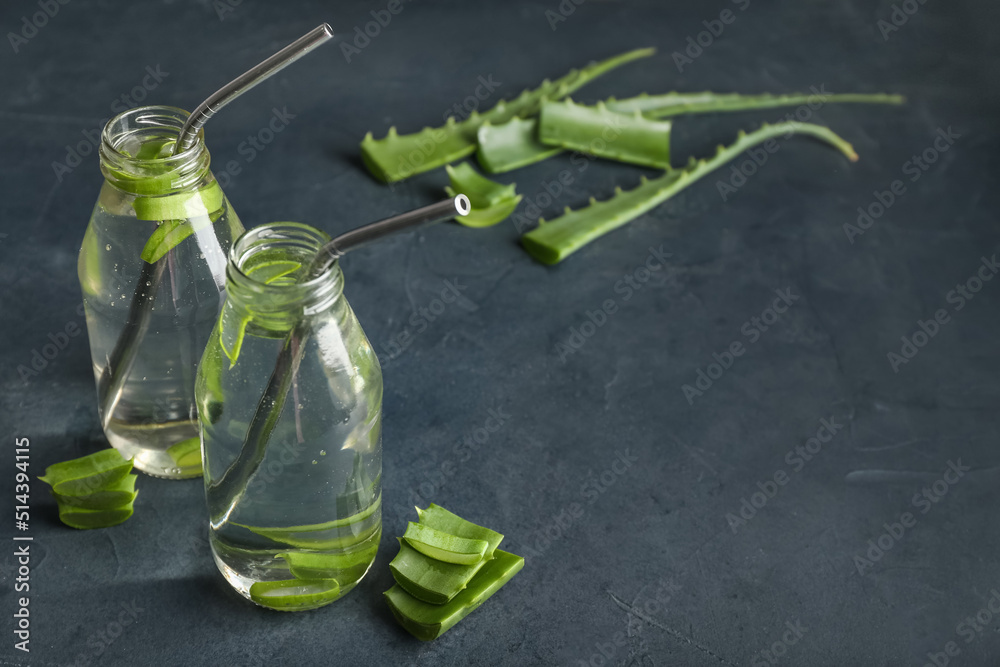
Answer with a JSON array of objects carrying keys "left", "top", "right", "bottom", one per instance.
[
  {"left": 537, "top": 99, "right": 672, "bottom": 169},
  {"left": 608, "top": 90, "right": 905, "bottom": 118},
  {"left": 443, "top": 162, "right": 522, "bottom": 228},
  {"left": 359, "top": 47, "right": 655, "bottom": 182},
  {"left": 476, "top": 90, "right": 902, "bottom": 173},
  {"left": 520, "top": 121, "right": 858, "bottom": 265}
]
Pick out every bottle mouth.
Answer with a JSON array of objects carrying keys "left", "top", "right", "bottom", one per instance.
[
  {"left": 100, "top": 105, "right": 210, "bottom": 194},
  {"left": 227, "top": 222, "right": 344, "bottom": 314}
]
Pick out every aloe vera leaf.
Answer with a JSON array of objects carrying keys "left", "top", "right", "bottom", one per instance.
[
  {"left": 416, "top": 504, "right": 504, "bottom": 558},
  {"left": 166, "top": 437, "right": 202, "bottom": 469},
  {"left": 56, "top": 503, "right": 134, "bottom": 530},
  {"left": 359, "top": 47, "right": 655, "bottom": 182},
  {"left": 276, "top": 542, "right": 379, "bottom": 580},
  {"left": 443, "top": 162, "right": 522, "bottom": 228},
  {"left": 521, "top": 121, "right": 858, "bottom": 265},
  {"left": 475, "top": 116, "right": 563, "bottom": 174},
  {"left": 248, "top": 578, "right": 342, "bottom": 610},
  {"left": 38, "top": 449, "right": 133, "bottom": 496},
  {"left": 403, "top": 521, "right": 489, "bottom": 565},
  {"left": 53, "top": 474, "right": 138, "bottom": 510},
  {"left": 234, "top": 496, "right": 382, "bottom": 550},
  {"left": 477, "top": 90, "right": 903, "bottom": 173},
  {"left": 607, "top": 90, "right": 906, "bottom": 118},
  {"left": 384, "top": 549, "right": 524, "bottom": 641},
  {"left": 390, "top": 538, "right": 489, "bottom": 605},
  {"left": 538, "top": 99, "right": 672, "bottom": 169},
  {"left": 133, "top": 181, "right": 224, "bottom": 222}
]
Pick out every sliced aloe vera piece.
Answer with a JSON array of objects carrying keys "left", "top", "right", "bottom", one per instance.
[
  {"left": 57, "top": 503, "right": 134, "bottom": 530},
  {"left": 416, "top": 504, "right": 504, "bottom": 558},
  {"left": 403, "top": 521, "right": 488, "bottom": 565},
  {"left": 38, "top": 449, "right": 133, "bottom": 496},
  {"left": 234, "top": 496, "right": 382, "bottom": 550},
  {"left": 476, "top": 116, "right": 562, "bottom": 174},
  {"left": 248, "top": 578, "right": 341, "bottom": 610},
  {"left": 166, "top": 436, "right": 202, "bottom": 468},
  {"left": 538, "top": 99, "right": 672, "bottom": 169},
  {"left": 277, "top": 542, "right": 379, "bottom": 580},
  {"left": 390, "top": 538, "right": 488, "bottom": 605},
  {"left": 53, "top": 474, "right": 137, "bottom": 510},
  {"left": 384, "top": 549, "right": 525, "bottom": 641},
  {"left": 444, "top": 162, "right": 522, "bottom": 228},
  {"left": 133, "top": 181, "right": 224, "bottom": 222}
]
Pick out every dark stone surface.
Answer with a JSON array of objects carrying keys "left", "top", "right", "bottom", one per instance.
[{"left": 1, "top": 1, "right": 999, "bottom": 665}]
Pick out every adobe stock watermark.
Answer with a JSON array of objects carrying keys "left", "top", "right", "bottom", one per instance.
[
  {"left": 844, "top": 126, "right": 960, "bottom": 243},
  {"left": 853, "top": 459, "right": 970, "bottom": 576},
  {"left": 545, "top": 0, "right": 586, "bottom": 31},
  {"left": 65, "top": 600, "right": 144, "bottom": 667},
  {"left": 214, "top": 107, "right": 296, "bottom": 188},
  {"left": 340, "top": 0, "right": 416, "bottom": 63},
  {"left": 923, "top": 588, "right": 1000, "bottom": 667},
  {"left": 393, "top": 405, "right": 511, "bottom": 517},
  {"left": 555, "top": 246, "right": 672, "bottom": 362},
  {"left": 213, "top": 0, "right": 242, "bottom": 20},
  {"left": 16, "top": 302, "right": 86, "bottom": 382},
  {"left": 726, "top": 415, "right": 844, "bottom": 533},
  {"left": 379, "top": 278, "right": 470, "bottom": 367},
  {"left": 671, "top": 0, "right": 751, "bottom": 72},
  {"left": 517, "top": 449, "right": 638, "bottom": 558},
  {"left": 751, "top": 620, "right": 809, "bottom": 666},
  {"left": 877, "top": 0, "right": 929, "bottom": 41},
  {"left": 51, "top": 65, "right": 170, "bottom": 182},
  {"left": 887, "top": 254, "right": 997, "bottom": 373},
  {"left": 577, "top": 579, "right": 681, "bottom": 667},
  {"left": 7, "top": 0, "right": 70, "bottom": 54},
  {"left": 682, "top": 288, "right": 798, "bottom": 405}
]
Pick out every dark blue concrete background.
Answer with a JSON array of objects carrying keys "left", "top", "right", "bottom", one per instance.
[{"left": 1, "top": 1, "right": 999, "bottom": 665}]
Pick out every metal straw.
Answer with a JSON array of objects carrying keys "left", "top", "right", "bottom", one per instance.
[
  {"left": 99, "top": 25, "right": 334, "bottom": 429},
  {"left": 210, "top": 195, "right": 470, "bottom": 525},
  {"left": 175, "top": 23, "right": 334, "bottom": 154}
]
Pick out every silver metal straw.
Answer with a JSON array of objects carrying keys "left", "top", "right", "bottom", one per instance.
[
  {"left": 175, "top": 23, "right": 334, "bottom": 154},
  {"left": 211, "top": 195, "right": 471, "bottom": 524}
]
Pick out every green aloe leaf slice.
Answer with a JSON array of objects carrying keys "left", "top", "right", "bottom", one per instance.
[
  {"left": 57, "top": 503, "right": 134, "bottom": 530},
  {"left": 248, "top": 578, "right": 342, "bottom": 611},
  {"left": 38, "top": 449, "right": 133, "bottom": 496},
  {"left": 390, "top": 538, "right": 488, "bottom": 605},
  {"left": 416, "top": 504, "right": 504, "bottom": 558},
  {"left": 402, "top": 521, "right": 488, "bottom": 565},
  {"left": 233, "top": 496, "right": 382, "bottom": 550},
  {"left": 276, "top": 542, "right": 379, "bottom": 580},
  {"left": 384, "top": 549, "right": 524, "bottom": 641},
  {"left": 444, "top": 162, "right": 522, "bottom": 228},
  {"left": 166, "top": 436, "right": 202, "bottom": 469},
  {"left": 52, "top": 474, "right": 137, "bottom": 510}
]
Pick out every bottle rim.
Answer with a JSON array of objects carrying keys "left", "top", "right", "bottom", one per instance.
[
  {"left": 99, "top": 105, "right": 211, "bottom": 194},
  {"left": 227, "top": 222, "right": 344, "bottom": 314}
]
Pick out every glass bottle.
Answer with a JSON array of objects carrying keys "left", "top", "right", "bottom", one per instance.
[
  {"left": 78, "top": 106, "right": 243, "bottom": 479},
  {"left": 196, "top": 222, "right": 383, "bottom": 611}
]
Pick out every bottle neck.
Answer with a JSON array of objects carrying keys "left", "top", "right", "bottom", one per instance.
[
  {"left": 99, "top": 105, "right": 211, "bottom": 195},
  {"left": 226, "top": 223, "right": 345, "bottom": 328}
]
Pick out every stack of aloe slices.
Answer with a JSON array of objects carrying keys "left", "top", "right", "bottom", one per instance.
[
  {"left": 359, "top": 47, "right": 904, "bottom": 264},
  {"left": 38, "top": 449, "right": 138, "bottom": 529},
  {"left": 385, "top": 504, "right": 523, "bottom": 641}
]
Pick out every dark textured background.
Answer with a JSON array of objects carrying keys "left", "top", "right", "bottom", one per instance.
[{"left": 1, "top": 1, "right": 999, "bottom": 665}]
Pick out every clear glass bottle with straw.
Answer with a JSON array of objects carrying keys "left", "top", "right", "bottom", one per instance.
[
  {"left": 197, "top": 197, "right": 468, "bottom": 611},
  {"left": 198, "top": 223, "right": 383, "bottom": 610},
  {"left": 78, "top": 105, "right": 243, "bottom": 478}
]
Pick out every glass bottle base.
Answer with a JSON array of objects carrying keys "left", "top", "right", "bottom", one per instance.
[{"left": 105, "top": 419, "right": 203, "bottom": 479}]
